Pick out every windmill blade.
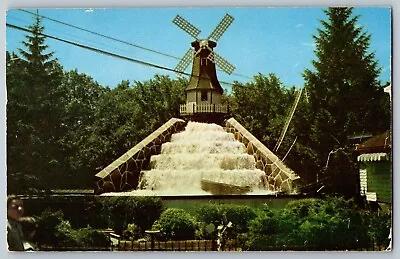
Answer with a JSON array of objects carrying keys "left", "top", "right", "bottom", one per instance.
[
  {"left": 214, "top": 52, "right": 235, "bottom": 75},
  {"left": 173, "top": 15, "right": 201, "bottom": 39},
  {"left": 175, "top": 48, "right": 195, "bottom": 74},
  {"left": 208, "top": 14, "right": 234, "bottom": 41}
]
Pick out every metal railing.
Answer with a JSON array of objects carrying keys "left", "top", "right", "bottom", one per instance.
[
  {"left": 180, "top": 103, "right": 229, "bottom": 115},
  {"left": 118, "top": 239, "right": 240, "bottom": 251}
]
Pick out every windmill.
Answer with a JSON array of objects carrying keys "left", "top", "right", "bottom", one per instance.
[{"left": 173, "top": 14, "right": 235, "bottom": 123}]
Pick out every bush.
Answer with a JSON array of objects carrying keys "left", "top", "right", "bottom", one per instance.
[
  {"left": 152, "top": 208, "right": 198, "bottom": 240},
  {"left": 122, "top": 223, "right": 141, "bottom": 240},
  {"left": 223, "top": 204, "right": 257, "bottom": 235},
  {"left": 101, "top": 196, "right": 163, "bottom": 235},
  {"left": 244, "top": 197, "right": 370, "bottom": 250},
  {"left": 368, "top": 210, "right": 391, "bottom": 249},
  {"left": 34, "top": 209, "right": 109, "bottom": 249},
  {"left": 240, "top": 207, "right": 279, "bottom": 250},
  {"left": 195, "top": 203, "right": 257, "bottom": 239},
  {"left": 35, "top": 209, "right": 65, "bottom": 246},
  {"left": 67, "top": 227, "right": 110, "bottom": 248}
]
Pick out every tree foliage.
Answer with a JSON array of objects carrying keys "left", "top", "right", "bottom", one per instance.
[
  {"left": 227, "top": 8, "right": 390, "bottom": 195},
  {"left": 6, "top": 11, "right": 187, "bottom": 192},
  {"left": 230, "top": 73, "right": 295, "bottom": 148},
  {"left": 7, "top": 14, "right": 66, "bottom": 193},
  {"left": 302, "top": 7, "right": 390, "bottom": 188}
]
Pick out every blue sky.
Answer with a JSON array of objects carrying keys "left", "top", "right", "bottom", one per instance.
[{"left": 6, "top": 7, "right": 391, "bottom": 92}]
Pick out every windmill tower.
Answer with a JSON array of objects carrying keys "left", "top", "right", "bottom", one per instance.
[{"left": 173, "top": 14, "right": 235, "bottom": 123}]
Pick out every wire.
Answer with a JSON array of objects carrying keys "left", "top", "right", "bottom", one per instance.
[
  {"left": 18, "top": 9, "right": 179, "bottom": 60},
  {"left": 17, "top": 9, "right": 253, "bottom": 80},
  {"left": 7, "top": 23, "right": 236, "bottom": 86}
]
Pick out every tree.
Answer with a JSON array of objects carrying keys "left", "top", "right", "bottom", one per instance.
[
  {"left": 6, "top": 51, "right": 41, "bottom": 193},
  {"left": 302, "top": 8, "right": 390, "bottom": 191},
  {"left": 229, "top": 73, "right": 317, "bottom": 182},
  {"left": 59, "top": 70, "right": 109, "bottom": 188},
  {"left": 230, "top": 73, "right": 295, "bottom": 150},
  {"left": 80, "top": 75, "right": 186, "bottom": 186},
  {"left": 7, "top": 12, "right": 67, "bottom": 193}
]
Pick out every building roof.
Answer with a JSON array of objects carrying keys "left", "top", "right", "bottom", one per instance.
[{"left": 355, "top": 131, "right": 391, "bottom": 154}]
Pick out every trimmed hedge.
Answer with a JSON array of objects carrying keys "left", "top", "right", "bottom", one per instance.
[{"left": 152, "top": 208, "right": 198, "bottom": 240}]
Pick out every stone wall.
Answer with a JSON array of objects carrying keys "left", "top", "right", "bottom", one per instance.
[
  {"left": 94, "top": 118, "right": 187, "bottom": 194},
  {"left": 225, "top": 118, "right": 300, "bottom": 194}
]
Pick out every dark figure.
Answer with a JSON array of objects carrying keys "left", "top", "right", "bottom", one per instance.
[
  {"left": 19, "top": 216, "right": 38, "bottom": 251},
  {"left": 7, "top": 196, "right": 25, "bottom": 251}
]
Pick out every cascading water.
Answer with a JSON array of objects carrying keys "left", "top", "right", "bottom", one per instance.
[{"left": 134, "top": 122, "right": 272, "bottom": 196}]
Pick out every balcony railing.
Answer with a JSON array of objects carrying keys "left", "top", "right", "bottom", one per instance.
[{"left": 180, "top": 103, "right": 229, "bottom": 115}]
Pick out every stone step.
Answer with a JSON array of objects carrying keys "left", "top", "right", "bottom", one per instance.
[
  {"left": 150, "top": 153, "right": 256, "bottom": 170},
  {"left": 139, "top": 169, "right": 266, "bottom": 192},
  {"left": 171, "top": 131, "right": 235, "bottom": 142},
  {"left": 161, "top": 141, "right": 246, "bottom": 154}
]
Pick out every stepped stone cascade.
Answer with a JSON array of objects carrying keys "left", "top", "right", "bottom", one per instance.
[
  {"left": 96, "top": 118, "right": 300, "bottom": 196},
  {"left": 225, "top": 118, "right": 300, "bottom": 193},
  {"left": 94, "top": 118, "right": 187, "bottom": 194},
  {"left": 137, "top": 122, "right": 271, "bottom": 195}
]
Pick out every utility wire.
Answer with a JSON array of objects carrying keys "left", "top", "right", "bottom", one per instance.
[
  {"left": 18, "top": 9, "right": 179, "bottom": 60},
  {"left": 18, "top": 9, "right": 253, "bottom": 80},
  {"left": 7, "top": 23, "right": 235, "bottom": 86}
]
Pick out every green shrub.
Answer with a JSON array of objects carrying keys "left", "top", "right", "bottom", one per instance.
[
  {"left": 130, "top": 196, "right": 164, "bottom": 234},
  {"left": 368, "top": 210, "right": 391, "bottom": 249},
  {"left": 35, "top": 209, "right": 65, "bottom": 246},
  {"left": 223, "top": 204, "right": 257, "bottom": 234},
  {"left": 152, "top": 208, "right": 198, "bottom": 240},
  {"left": 122, "top": 223, "right": 141, "bottom": 240},
  {"left": 241, "top": 208, "right": 279, "bottom": 250},
  {"left": 195, "top": 203, "right": 257, "bottom": 239},
  {"left": 34, "top": 209, "right": 110, "bottom": 249},
  {"left": 101, "top": 196, "right": 163, "bottom": 234},
  {"left": 243, "top": 197, "right": 371, "bottom": 251},
  {"left": 196, "top": 203, "right": 224, "bottom": 225},
  {"left": 68, "top": 227, "right": 110, "bottom": 248}
]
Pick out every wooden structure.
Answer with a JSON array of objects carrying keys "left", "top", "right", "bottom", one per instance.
[
  {"left": 173, "top": 14, "right": 235, "bottom": 123},
  {"left": 356, "top": 131, "right": 391, "bottom": 204}
]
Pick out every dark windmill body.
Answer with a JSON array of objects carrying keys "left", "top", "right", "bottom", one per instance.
[{"left": 173, "top": 14, "right": 235, "bottom": 123}]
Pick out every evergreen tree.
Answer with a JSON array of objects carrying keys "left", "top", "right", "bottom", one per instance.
[
  {"left": 302, "top": 8, "right": 390, "bottom": 193},
  {"left": 6, "top": 51, "right": 41, "bottom": 193},
  {"left": 7, "top": 12, "right": 66, "bottom": 193}
]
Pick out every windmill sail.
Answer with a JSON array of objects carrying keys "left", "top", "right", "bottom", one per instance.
[
  {"left": 175, "top": 48, "right": 195, "bottom": 73},
  {"left": 173, "top": 15, "right": 201, "bottom": 39},
  {"left": 208, "top": 14, "right": 234, "bottom": 41},
  {"left": 214, "top": 52, "right": 235, "bottom": 75}
]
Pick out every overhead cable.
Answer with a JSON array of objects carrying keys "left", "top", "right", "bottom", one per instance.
[
  {"left": 18, "top": 9, "right": 252, "bottom": 80},
  {"left": 7, "top": 23, "right": 235, "bottom": 86}
]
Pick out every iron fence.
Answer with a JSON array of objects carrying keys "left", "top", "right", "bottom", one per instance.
[{"left": 118, "top": 239, "right": 240, "bottom": 251}]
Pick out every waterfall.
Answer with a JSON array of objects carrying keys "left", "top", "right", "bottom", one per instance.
[{"left": 135, "top": 122, "right": 272, "bottom": 196}]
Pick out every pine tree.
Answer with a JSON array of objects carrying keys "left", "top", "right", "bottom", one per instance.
[
  {"left": 6, "top": 51, "right": 40, "bottom": 194},
  {"left": 8, "top": 11, "right": 66, "bottom": 193},
  {"left": 302, "top": 7, "right": 390, "bottom": 193}
]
